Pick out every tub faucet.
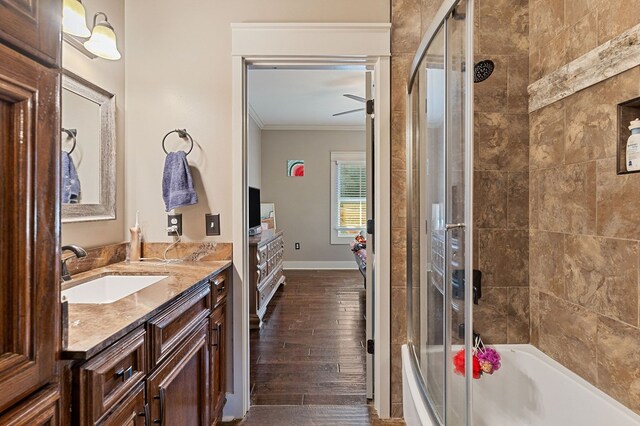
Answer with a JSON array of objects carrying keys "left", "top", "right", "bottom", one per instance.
[{"left": 61, "top": 244, "right": 87, "bottom": 281}]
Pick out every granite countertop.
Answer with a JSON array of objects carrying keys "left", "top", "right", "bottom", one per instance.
[{"left": 61, "top": 260, "right": 231, "bottom": 360}]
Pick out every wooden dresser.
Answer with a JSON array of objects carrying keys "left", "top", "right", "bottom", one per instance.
[{"left": 249, "top": 230, "right": 286, "bottom": 329}]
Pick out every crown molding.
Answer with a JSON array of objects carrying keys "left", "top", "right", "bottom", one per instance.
[
  {"left": 261, "top": 124, "right": 365, "bottom": 132},
  {"left": 247, "top": 104, "right": 265, "bottom": 129}
]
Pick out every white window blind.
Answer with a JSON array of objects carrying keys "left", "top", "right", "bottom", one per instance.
[{"left": 333, "top": 154, "right": 366, "bottom": 239}]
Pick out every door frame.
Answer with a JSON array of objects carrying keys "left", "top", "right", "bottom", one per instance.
[{"left": 229, "top": 23, "right": 392, "bottom": 419}]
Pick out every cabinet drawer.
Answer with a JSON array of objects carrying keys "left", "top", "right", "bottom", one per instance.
[
  {"left": 75, "top": 327, "right": 146, "bottom": 425},
  {"left": 210, "top": 268, "right": 229, "bottom": 307},
  {"left": 148, "top": 283, "right": 211, "bottom": 369},
  {"left": 257, "top": 245, "right": 267, "bottom": 265},
  {"left": 97, "top": 383, "right": 146, "bottom": 426},
  {"left": 0, "top": 385, "right": 59, "bottom": 426}
]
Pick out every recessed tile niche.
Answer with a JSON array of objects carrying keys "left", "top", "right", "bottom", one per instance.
[{"left": 617, "top": 97, "right": 640, "bottom": 175}]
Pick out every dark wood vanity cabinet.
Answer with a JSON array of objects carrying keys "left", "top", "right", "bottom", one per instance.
[
  {"left": 69, "top": 267, "right": 232, "bottom": 426},
  {"left": 0, "top": 0, "right": 61, "bottom": 66},
  {"left": 210, "top": 304, "right": 226, "bottom": 424},
  {"left": 0, "top": 34, "right": 60, "bottom": 418},
  {"left": 147, "top": 321, "right": 210, "bottom": 426}
]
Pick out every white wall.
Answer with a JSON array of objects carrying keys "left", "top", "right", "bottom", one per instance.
[
  {"left": 62, "top": 0, "right": 125, "bottom": 248},
  {"left": 247, "top": 115, "right": 261, "bottom": 189},
  {"left": 261, "top": 130, "right": 365, "bottom": 265},
  {"left": 124, "top": 0, "right": 389, "bottom": 243}
]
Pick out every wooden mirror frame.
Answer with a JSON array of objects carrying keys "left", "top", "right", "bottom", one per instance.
[{"left": 61, "top": 70, "right": 116, "bottom": 222}]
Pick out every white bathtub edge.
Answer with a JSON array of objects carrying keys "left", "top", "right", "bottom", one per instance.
[{"left": 402, "top": 344, "right": 435, "bottom": 426}]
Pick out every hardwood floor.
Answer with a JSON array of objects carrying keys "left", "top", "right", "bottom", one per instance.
[
  {"left": 250, "top": 269, "right": 368, "bottom": 406},
  {"left": 225, "top": 405, "right": 405, "bottom": 425}
]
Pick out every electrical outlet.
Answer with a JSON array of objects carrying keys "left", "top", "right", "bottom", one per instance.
[
  {"left": 205, "top": 214, "right": 220, "bottom": 236},
  {"left": 295, "top": 242, "right": 300, "bottom": 250},
  {"left": 167, "top": 214, "right": 182, "bottom": 236}
]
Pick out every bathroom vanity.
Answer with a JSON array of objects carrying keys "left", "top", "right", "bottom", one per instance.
[{"left": 60, "top": 261, "right": 232, "bottom": 425}]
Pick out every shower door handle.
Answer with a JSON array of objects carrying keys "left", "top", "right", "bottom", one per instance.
[{"left": 445, "top": 223, "right": 465, "bottom": 231}]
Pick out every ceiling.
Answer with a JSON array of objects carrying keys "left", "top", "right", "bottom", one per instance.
[{"left": 248, "top": 68, "right": 366, "bottom": 130}]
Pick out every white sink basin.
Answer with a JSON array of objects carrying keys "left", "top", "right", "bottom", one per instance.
[{"left": 62, "top": 275, "right": 168, "bottom": 304}]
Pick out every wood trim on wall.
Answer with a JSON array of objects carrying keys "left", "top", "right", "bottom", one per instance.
[{"left": 528, "top": 23, "right": 640, "bottom": 113}]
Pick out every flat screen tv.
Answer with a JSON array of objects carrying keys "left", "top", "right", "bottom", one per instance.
[{"left": 248, "top": 187, "right": 262, "bottom": 235}]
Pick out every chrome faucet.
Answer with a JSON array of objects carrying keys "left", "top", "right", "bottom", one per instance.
[{"left": 61, "top": 244, "right": 87, "bottom": 281}]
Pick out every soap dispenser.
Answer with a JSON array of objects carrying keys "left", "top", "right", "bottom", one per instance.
[
  {"left": 626, "top": 118, "right": 640, "bottom": 172},
  {"left": 129, "top": 211, "right": 142, "bottom": 261}
]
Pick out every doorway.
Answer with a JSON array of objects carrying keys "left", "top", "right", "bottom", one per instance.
[
  {"left": 245, "top": 66, "right": 373, "bottom": 406},
  {"left": 229, "top": 23, "right": 391, "bottom": 420}
]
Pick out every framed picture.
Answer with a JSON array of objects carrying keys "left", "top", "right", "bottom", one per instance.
[
  {"left": 260, "top": 203, "right": 276, "bottom": 229},
  {"left": 287, "top": 160, "right": 304, "bottom": 177}
]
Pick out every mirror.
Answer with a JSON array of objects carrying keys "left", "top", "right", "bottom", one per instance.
[{"left": 61, "top": 71, "right": 116, "bottom": 222}]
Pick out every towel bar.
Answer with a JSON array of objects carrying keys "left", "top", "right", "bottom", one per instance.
[{"left": 162, "top": 129, "right": 194, "bottom": 156}]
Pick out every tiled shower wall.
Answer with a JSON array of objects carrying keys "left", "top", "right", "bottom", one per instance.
[
  {"left": 529, "top": 0, "right": 640, "bottom": 415},
  {"left": 389, "top": 0, "right": 529, "bottom": 416}
]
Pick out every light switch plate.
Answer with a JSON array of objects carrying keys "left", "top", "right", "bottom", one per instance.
[{"left": 206, "top": 214, "right": 220, "bottom": 236}]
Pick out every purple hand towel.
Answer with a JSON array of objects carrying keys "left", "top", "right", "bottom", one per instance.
[{"left": 162, "top": 151, "right": 198, "bottom": 212}]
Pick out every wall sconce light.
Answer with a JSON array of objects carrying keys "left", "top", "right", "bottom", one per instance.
[
  {"left": 62, "top": 0, "right": 90, "bottom": 37},
  {"left": 84, "top": 12, "right": 121, "bottom": 61}
]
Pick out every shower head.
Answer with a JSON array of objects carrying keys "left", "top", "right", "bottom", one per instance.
[{"left": 473, "top": 60, "right": 494, "bottom": 83}]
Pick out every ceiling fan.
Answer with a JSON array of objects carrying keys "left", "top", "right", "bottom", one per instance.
[{"left": 333, "top": 94, "right": 366, "bottom": 117}]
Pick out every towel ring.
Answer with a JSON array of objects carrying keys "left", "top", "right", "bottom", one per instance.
[
  {"left": 162, "top": 129, "right": 194, "bottom": 156},
  {"left": 62, "top": 128, "right": 77, "bottom": 154}
]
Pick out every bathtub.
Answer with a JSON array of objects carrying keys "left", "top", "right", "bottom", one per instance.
[{"left": 402, "top": 344, "right": 640, "bottom": 425}]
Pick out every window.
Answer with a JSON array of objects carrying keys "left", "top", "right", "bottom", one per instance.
[{"left": 331, "top": 152, "right": 366, "bottom": 244}]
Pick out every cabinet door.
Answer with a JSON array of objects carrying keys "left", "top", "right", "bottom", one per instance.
[
  {"left": 0, "top": 42, "right": 60, "bottom": 414},
  {"left": 147, "top": 321, "right": 210, "bottom": 426},
  {"left": 0, "top": 385, "right": 59, "bottom": 425},
  {"left": 98, "top": 383, "right": 146, "bottom": 426},
  {"left": 210, "top": 304, "right": 226, "bottom": 424},
  {"left": 0, "top": 0, "right": 61, "bottom": 66}
]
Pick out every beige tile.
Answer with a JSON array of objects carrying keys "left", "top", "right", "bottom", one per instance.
[
  {"left": 530, "top": 0, "right": 564, "bottom": 46},
  {"left": 391, "top": 343, "right": 403, "bottom": 403},
  {"left": 474, "top": 56, "right": 508, "bottom": 114},
  {"left": 529, "top": 230, "right": 565, "bottom": 298},
  {"left": 392, "top": 0, "right": 422, "bottom": 55},
  {"left": 474, "top": 287, "right": 508, "bottom": 343},
  {"left": 539, "top": 29, "right": 568, "bottom": 77},
  {"left": 530, "top": 289, "right": 540, "bottom": 346},
  {"left": 529, "top": 49, "right": 542, "bottom": 84},
  {"left": 474, "top": 171, "right": 508, "bottom": 228},
  {"left": 538, "top": 293, "right": 598, "bottom": 383},
  {"left": 392, "top": 288, "right": 408, "bottom": 345},
  {"left": 529, "top": 169, "right": 540, "bottom": 230},
  {"left": 507, "top": 171, "right": 529, "bottom": 229},
  {"left": 507, "top": 55, "right": 530, "bottom": 114},
  {"left": 478, "top": 229, "right": 529, "bottom": 287},
  {"left": 597, "top": 0, "right": 640, "bottom": 45},
  {"left": 565, "top": 0, "right": 598, "bottom": 27},
  {"left": 597, "top": 316, "right": 640, "bottom": 415},
  {"left": 507, "top": 287, "right": 530, "bottom": 343},
  {"left": 476, "top": 112, "right": 528, "bottom": 171},
  {"left": 391, "top": 402, "right": 404, "bottom": 420},
  {"left": 564, "top": 71, "right": 640, "bottom": 164},
  {"left": 564, "top": 234, "right": 639, "bottom": 326},
  {"left": 529, "top": 100, "right": 564, "bottom": 170},
  {"left": 420, "top": 0, "right": 442, "bottom": 36},
  {"left": 478, "top": 0, "right": 528, "bottom": 56},
  {"left": 391, "top": 55, "right": 412, "bottom": 116},
  {"left": 391, "top": 112, "right": 407, "bottom": 171},
  {"left": 391, "top": 227, "right": 407, "bottom": 288},
  {"left": 538, "top": 162, "right": 596, "bottom": 234},
  {"left": 597, "top": 157, "right": 640, "bottom": 241},
  {"left": 567, "top": 11, "right": 598, "bottom": 62},
  {"left": 391, "top": 169, "right": 407, "bottom": 224}
]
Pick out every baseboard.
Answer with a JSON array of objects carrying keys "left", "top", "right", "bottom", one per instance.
[{"left": 283, "top": 261, "right": 358, "bottom": 270}]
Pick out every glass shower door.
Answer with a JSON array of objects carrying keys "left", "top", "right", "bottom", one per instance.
[{"left": 407, "top": 0, "right": 473, "bottom": 425}]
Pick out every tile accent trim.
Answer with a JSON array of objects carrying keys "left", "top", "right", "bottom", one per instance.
[{"left": 528, "top": 23, "right": 640, "bottom": 113}]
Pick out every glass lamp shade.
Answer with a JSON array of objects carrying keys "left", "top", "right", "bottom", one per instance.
[
  {"left": 84, "top": 23, "right": 121, "bottom": 60},
  {"left": 62, "top": 0, "right": 91, "bottom": 37}
]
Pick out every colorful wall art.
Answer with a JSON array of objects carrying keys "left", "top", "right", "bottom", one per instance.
[{"left": 287, "top": 160, "right": 304, "bottom": 177}]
